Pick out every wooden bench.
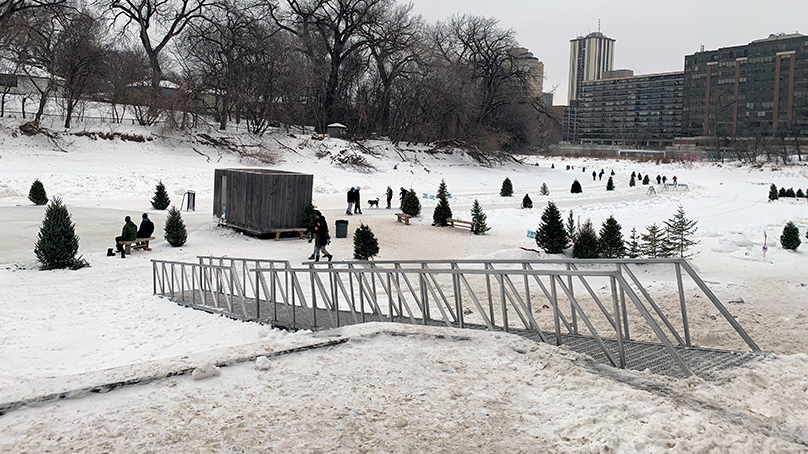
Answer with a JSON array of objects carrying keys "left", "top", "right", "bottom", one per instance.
[
  {"left": 270, "top": 228, "right": 308, "bottom": 241},
  {"left": 449, "top": 219, "right": 472, "bottom": 230},
  {"left": 118, "top": 237, "right": 155, "bottom": 254},
  {"left": 396, "top": 213, "right": 412, "bottom": 225}
]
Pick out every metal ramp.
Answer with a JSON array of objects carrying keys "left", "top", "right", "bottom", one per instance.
[{"left": 152, "top": 257, "right": 764, "bottom": 379}]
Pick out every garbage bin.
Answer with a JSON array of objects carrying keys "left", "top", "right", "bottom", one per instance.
[{"left": 335, "top": 220, "right": 349, "bottom": 238}]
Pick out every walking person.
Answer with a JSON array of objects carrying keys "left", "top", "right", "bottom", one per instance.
[
  {"left": 307, "top": 211, "right": 333, "bottom": 262},
  {"left": 346, "top": 187, "right": 355, "bottom": 215},
  {"left": 592, "top": 171, "right": 596, "bottom": 181},
  {"left": 656, "top": 175, "right": 661, "bottom": 184},
  {"left": 353, "top": 186, "right": 362, "bottom": 214},
  {"left": 386, "top": 186, "right": 393, "bottom": 209},
  {"left": 672, "top": 175, "right": 677, "bottom": 186}
]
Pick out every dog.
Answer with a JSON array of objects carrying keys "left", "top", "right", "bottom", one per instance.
[{"left": 367, "top": 198, "right": 380, "bottom": 209}]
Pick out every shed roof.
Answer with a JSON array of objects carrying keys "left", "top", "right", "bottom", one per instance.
[{"left": 327, "top": 123, "right": 347, "bottom": 129}]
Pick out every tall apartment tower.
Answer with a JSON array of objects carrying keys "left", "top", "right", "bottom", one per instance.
[{"left": 568, "top": 31, "right": 615, "bottom": 103}]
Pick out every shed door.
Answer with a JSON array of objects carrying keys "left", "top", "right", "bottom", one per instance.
[{"left": 220, "top": 175, "right": 227, "bottom": 218}]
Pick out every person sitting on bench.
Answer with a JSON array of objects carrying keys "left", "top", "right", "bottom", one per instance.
[
  {"left": 137, "top": 213, "right": 154, "bottom": 240},
  {"left": 115, "top": 216, "right": 138, "bottom": 257}
]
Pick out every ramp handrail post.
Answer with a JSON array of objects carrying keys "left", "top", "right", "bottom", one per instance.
[
  {"left": 610, "top": 275, "right": 627, "bottom": 368},
  {"left": 674, "top": 261, "right": 691, "bottom": 347},
  {"left": 254, "top": 261, "right": 261, "bottom": 321},
  {"left": 453, "top": 263, "right": 464, "bottom": 328},
  {"left": 310, "top": 264, "right": 317, "bottom": 328},
  {"left": 499, "top": 270, "right": 508, "bottom": 332},
  {"left": 523, "top": 263, "right": 531, "bottom": 315},
  {"left": 485, "top": 263, "right": 495, "bottom": 327},
  {"left": 550, "top": 273, "right": 561, "bottom": 346},
  {"left": 617, "top": 263, "right": 630, "bottom": 340},
  {"left": 566, "top": 263, "right": 578, "bottom": 334}
]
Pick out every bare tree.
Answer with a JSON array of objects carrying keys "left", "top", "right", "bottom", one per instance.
[
  {"left": 270, "top": 0, "right": 392, "bottom": 131},
  {"left": 0, "top": 0, "right": 66, "bottom": 26},
  {"left": 104, "top": 48, "right": 149, "bottom": 123},
  {"left": 54, "top": 10, "right": 106, "bottom": 128},
  {"left": 110, "top": 0, "right": 209, "bottom": 121}
]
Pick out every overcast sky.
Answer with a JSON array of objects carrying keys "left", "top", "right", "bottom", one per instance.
[{"left": 407, "top": 0, "right": 808, "bottom": 105}]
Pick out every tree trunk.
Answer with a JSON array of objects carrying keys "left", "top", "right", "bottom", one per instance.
[{"left": 33, "top": 75, "right": 56, "bottom": 126}]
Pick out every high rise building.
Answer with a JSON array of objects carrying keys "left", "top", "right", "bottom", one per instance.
[
  {"left": 578, "top": 71, "right": 684, "bottom": 147},
  {"left": 507, "top": 47, "right": 544, "bottom": 99},
  {"left": 682, "top": 33, "right": 808, "bottom": 138},
  {"left": 568, "top": 31, "right": 615, "bottom": 103}
]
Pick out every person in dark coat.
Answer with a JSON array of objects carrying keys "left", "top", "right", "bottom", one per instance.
[
  {"left": 399, "top": 187, "right": 407, "bottom": 203},
  {"left": 656, "top": 175, "right": 662, "bottom": 184},
  {"left": 307, "top": 211, "right": 332, "bottom": 262},
  {"left": 346, "top": 188, "right": 355, "bottom": 215},
  {"left": 114, "top": 216, "right": 138, "bottom": 257},
  {"left": 521, "top": 194, "right": 533, "bottom": 209},
  {"left": 662, "top": 175, "right": 667, "bottom": 184},
  {"left": 353, "top": 186, "right": 362, "bottom": 214},
  {"left": 386, "top": 186, "right": 393, "bottom": 209},
  {"left": 592, "top": 171, "right": 596, "bottom": 181},
  {"left": 137, "top": 213, "right": 154, "bottom": 238}
]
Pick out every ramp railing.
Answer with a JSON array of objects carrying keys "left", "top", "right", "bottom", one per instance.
[{"left": 152, "top": 257, "right": 760, "bottom": 377}]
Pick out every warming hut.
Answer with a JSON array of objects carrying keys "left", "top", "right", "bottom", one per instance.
[{"left": 213, "top": 169, "right": 313, "bottom": 238}]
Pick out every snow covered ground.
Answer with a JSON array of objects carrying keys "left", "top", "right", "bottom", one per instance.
[{"left": 1, "top": 111, "right": 808, "bottom": 452}]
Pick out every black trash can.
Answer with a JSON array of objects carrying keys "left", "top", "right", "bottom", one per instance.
[{"left": 335, "top": 220, "right": 349, "bottom": 238}]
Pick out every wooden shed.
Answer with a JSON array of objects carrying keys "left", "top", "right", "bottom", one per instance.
[{"left": 213, "top": 169, "right": 313, "bottom": 238}]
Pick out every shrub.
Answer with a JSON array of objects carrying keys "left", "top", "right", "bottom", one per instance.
[
  {"left": 573, "top": 220, "right": 600, "bottom": 258},
  {"left": 629, "top": 174, "right": 636, "bottom": 187},
  {"left": 785, "top": 188, "right": 796, "bottom": 198},
  {"left": 642, "top": 175, "right": 650, "bottom": 185},
  {"left": 540, "top": 183, "right": 549, "bottom": 196},
  {"left": 34, "top": 197, "right": 88, "bottom": 270},
  {"left": 164, "top": 206, "right": 187, "bottom": 247},
  {"left": 769, "top": 184, "right": 779, "bottom": 201},
  {"left": 401, "top": 190, "right": 421, "bottom": 217},
  {"left": 778, "top": 187, "right": 786, "bottom": 198},
  {"left": 599, "top": 215, "right": 626, "bottom": 258},
  {"left": 500, "top": 178, "right": 513, "bottom": 197},
  {"left": 470, "top": 199, "right": 491, "bottom": 235},
  {"left": 433, "top": 180, "right": 452, "bottom": 227},
  {"left": 781, "top": 221, "right": 800, "bottom": 250},
  {"left": 536, "top": 201, "right": 569, "bottom": 254},
  {"left": 151, "top": 181, "right": 171, "bottom": 210},
  {"left": 570, "top": 179, "right": 582, "bottom": 194},
  {"left": 797, "top": 189, "right": 805, "bottom": 198},
  {"left": 302, "top": 202, "right": 317, "bottom": 233},
  {"left": 663, "top": 206, "right": 699, "bottom": 258},
  {"left": 28, "top": 179, "right": 48, "bottom": 205},
  {"left": 353, "top": 223, "right": 380, "bottom": 260}
]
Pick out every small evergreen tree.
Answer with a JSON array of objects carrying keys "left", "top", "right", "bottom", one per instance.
[
  {"left": 641, "top": 223, "right": 668, "bottom": 258},
  {"left": 627, "top": 227, "right": 641, "bottom": 258},
  {"left": 500, "top": 178, "right": 513, "bottom": 197},
  {"left": 769, "top": 184, "right": 779, "bottom": 201},
  {"left": 642, "top": 175, "right": 650, "bottom": 185},
  {"left": 570, "top": 179, "right": 582, "bottom": 194},
  {"left": 565, "top": 210, "right": 577, "bottom": 242},
  {"left": 785, "top": 187, "right": 796, "bottom": 198},
  {"left": 797, "top": 189, "right": 805, "bottom": 198},
  {"left": 540, "top": 183, "right": 549, "bottom": 196},
  {"left": 663, "top": 206, "right": 699, "bottom": 258},
  {"left": 302, "top": 202, "right": 318, "bottom": 234},
  {"left": 610, "top": 170, "right": 615, "bottom": 176},
  {"left": 470, "top": 199, "right": 491, "bottom": 235},
  {"left": 573, "top": 220, "right": 600, "bottom": 258},
  {"left": 778, "top": 187, "right": 786, "bottom": 198},
  {"left": 401, "top": 190, "right": 421, "bottom": 216},
  {"left": 433, "top": 179, "right": 452, "bottom": 226},
  {"left": 629, "top": 174, "right": 636, "bottom": 187},
  {"left": 34, "top": 197, "right": 88, "bottom": 270},
  {"left": 606, "top": 176, "right": 615, "bottom": 191},
  {"left": 353, "top": 223, "right": 380, "bottom": 260},
  {"left": 164, "top": 206, "right": 187, "bottom": 247},
  {"left": 599, "top": 215, "right": 626, "bottom": 258},
  {"left": 780, "top": 221, "right": 800, "bottom": 250},
  {"left": 536, "top": 201, "right": 569, "bottom": 253},
  {"left": 28, "top": 179, "right": 48, "bottom": 205},
  {"left": 151, "top": 181, "right": 171, "bottom": 210}
]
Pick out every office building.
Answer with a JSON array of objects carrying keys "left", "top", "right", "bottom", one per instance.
[
  {"left": 682, "top": 33, "right": 808, "bottom": 138},
  {"left": 508, "top": 47, "right": 544, "bottom": 99},
  {"left": 568, "top": 31, "right": 615, "bottom": 103},
  {"left": 577, "top": 71, "right": 684, "bottom": 147}
]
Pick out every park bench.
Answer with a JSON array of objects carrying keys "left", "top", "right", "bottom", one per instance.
[
  {"left": 396, "top": 213, "right": 412, "bottom": 225},
  {"left": 449, "top": 219, "right": 472, "bottom": 230},
  {"left": 270, "top": 228, "right": 308, "bottom": 241},
  {"left": 118, "top": 237, "right": 155, "bottom": 254}
]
